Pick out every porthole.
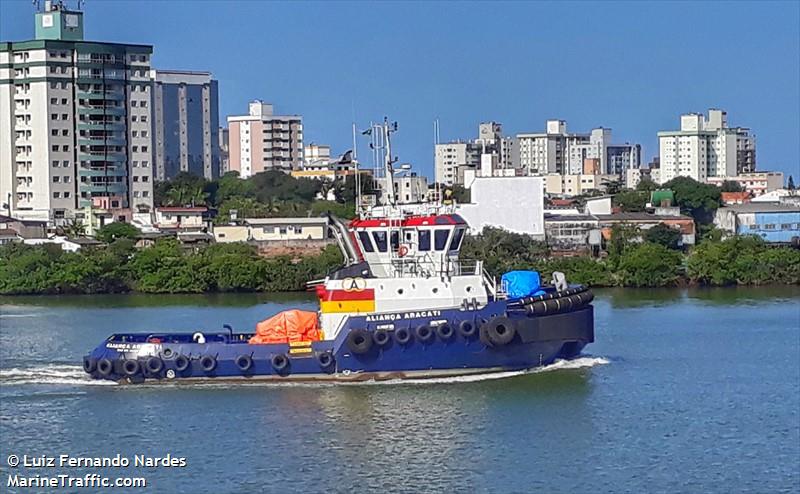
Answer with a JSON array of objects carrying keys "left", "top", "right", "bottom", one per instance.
[
  {"left": 432, "top": 287, "right": 439, "bottom": 294},
  {"left": 397, "top": 288, "right": 404, "bottom": 295},
  {"left": 466, "top": 286, "right": 472, "bottom": 292}
]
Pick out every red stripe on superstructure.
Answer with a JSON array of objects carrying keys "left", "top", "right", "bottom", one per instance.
[
  {"left": 349, "top": 215, "right": 466, "bottom": 228},
  {"left": 319, "top": 288, "right": 375, "bottom": 301}
]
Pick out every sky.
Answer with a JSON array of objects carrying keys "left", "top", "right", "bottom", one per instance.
[{"left": 1, "top": 0, "right": 799, "bottom": 180}]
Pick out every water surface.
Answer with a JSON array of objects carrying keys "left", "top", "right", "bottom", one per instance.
[{"left": 1, "top": 287, "right": 798, "bottom": 493}]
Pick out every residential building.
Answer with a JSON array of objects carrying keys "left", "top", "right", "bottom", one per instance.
[
  {"left": 720, "top": 191, "right": 752, "bottom": 205},
  {"left": 153, "top": 206, "right": 208, "bottom": 232},
  {"left": 226, "top": 101, "right": 303, "bottom": 177},
  {"left": 518, "top": 121, "right": 640, "bottom": 176},
  {"left": 658, "top": 109, "right": 756, "bottom": 184},
  {"left": 377, "top": 173, "right": 429, "bottom": 205},
  {"left": 544, "top": 214, "right": 599, "bottom": 252},
  {"left": 435, "top": 140, "right": 480, "bottom": 186},
  {"left": 714, "top": 203, "right": 800, "bottom": 244},
  {"left": 458, "top": 176, "right": 545, "bottom": 238},
  {"left": 1, "top": 3, "right": 154, "bottom": 225},
  {"left": 751, "top": 189, "right": 800, "bottom": 206},
  {"left": 434, "top": 122, "right": 514, "bottom": 186},
  {"left": 706, "top": 171, "right": 784, "bottom": 197},
  {"left": 595, "top": 212, "right": 696, "bottom": 246},
  {"left": 24, "top": 235, "right": 103, "bottom": 251},
  {"left": 303, "top": 143, "right": 331, "bottom": 169},
  {"left": 218, "top": 127, "right": 229, "bottom": 174},
  {"left": 0, "top": 213, "right": 47, "bottom": 238},
  {"left": 213, "top": 217, "right": 329, "bottom": 243},
  {"left": 151, "top": 70, "right": 220, "bottom": 180},
  {"left": 544, "top": 173, "right": 619, "bottom": 196}
]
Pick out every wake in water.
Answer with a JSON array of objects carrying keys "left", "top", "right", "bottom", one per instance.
[
  {"left": 0, "top": 357, "right": 608, "bottom": 388},
  {"left": 0, "top": 364, "right": 115, "bottom": 386}
]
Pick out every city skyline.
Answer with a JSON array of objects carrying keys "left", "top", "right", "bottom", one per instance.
[{"left": 1, "top": 0, "right": 798, "bottom": 180}]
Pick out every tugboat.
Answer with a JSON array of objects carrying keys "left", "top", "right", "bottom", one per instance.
[{"left": 83, "top": 120, "right": 594, "bottom": 383}]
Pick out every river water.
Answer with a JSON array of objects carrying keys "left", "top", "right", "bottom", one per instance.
[{"left": 0, "top": 287, "right": 798, "bottom": 493}]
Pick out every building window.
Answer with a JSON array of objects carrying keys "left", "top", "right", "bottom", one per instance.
[
  {"left": 64, "top": 191, "right": 70, "bottom": 198},
  {"left": 142, "top": 191, "right": 149, "bottom": 197},
  {"left": 53, "top": 192, "right": 61, "bottom": 198},
  {"left": 763, "top": 224, "right": 776, "bottom": 230},
  {"left": 52, "top": 160, "right": 60, "bottom": 167}
]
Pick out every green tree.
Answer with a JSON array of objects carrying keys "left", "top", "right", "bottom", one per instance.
[
  {"left": 461, "top": 227, "right": 550, "bottom": 276},
  {"left": 662, "top": 176, "right": 721, "bottom": 224},
  {"left": 614, "top": 190, "right": 648, "bottom": 212},
  {"left": 636, "top": 177, "right": 658, "bottom": 192},
  {"left": 214, "top": 171, "right": 256, "bottom": 206},
  {"left": 720, "top": 180, "right": 743, "bottom": 192},
  {"left": 606, "top": 223, "right": 641, "bottom": 267},
  {"left": 601, "top": 178, "right": 625, "bottom": 195},
  {"left": 216, "top": 197, "right": 269, "bottom": 223},
  {"left": 617, "top": 243, "right": 683, "bottom": 287},
  {"left": 96, "top": 222, "right": 140, "bottom": 243},
  {"left": 644, "top": 224, "right": 682, "bottom": 250}
]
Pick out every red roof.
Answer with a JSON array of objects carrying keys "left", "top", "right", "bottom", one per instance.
[
  {"left": 550, "top": 199, "right": 576, "bottom": 207},
  {"left": 349, "top": 214, "right": 466, "bottom": 228},
  {"left": 721, "top": 192, "right": 751, "bottom": 204},
  {"left": 156, "top": 207, "right": 208, "bottom": 213}
]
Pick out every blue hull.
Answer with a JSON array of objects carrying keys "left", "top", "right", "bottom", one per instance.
[{"left": 84, "top": 301, "right": 594, "bottom": 383}]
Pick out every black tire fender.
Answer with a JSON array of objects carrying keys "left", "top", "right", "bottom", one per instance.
[
  {"left": 235, "top": 354, "right": 253, "bottom": 372},
  {"left": 485, "top": 316, "right": 516, "bottom": 346},
  {"left": 435, "top": 324, "right": 454, "bottom": 341},
  {"left": 122, "top": 359, "right": 140, "bottom": 377},
  {"left": 415, "top": 325, "right": 434, "bottom": 343},
  {"left": 82, "top": 357, "right": 97, "bottom": 373},
  {"left": 97, "top": 358, "right": 113, "bottom": 376},
  {"left": 372, "top": 329, "right": 391, "bottom": 347},
  {"left": 457, "top": 320, "right": 477, "bottom": 338},
  {"left": 271, "top": 353, "right": 290, "bottom": 374},
  {"left": 145, "top": 356, "right": 164, "bottom": 375},
  {"left": 200, "top": 355, "right": 217, "bottom": 372},
  {"left": 347, "top": 329, "right": 373, "bottom": 354},
  {"left": 394, "top": 327, "right": 412, "bottom": 345},
  {"left": 316, "top": 351, "right": 335, "bottom": 372},
  {"left": 174, "top": 355, "right": 191, "bottom": 372}
]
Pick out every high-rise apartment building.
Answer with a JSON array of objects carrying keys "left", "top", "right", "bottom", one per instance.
[
  {"left": 434, "top": 121, "right": 513, "bottom": 186},
  {"left": 226, "top": 101, "right": 303, "bottom": 178},
  {"left": 1, "top": 2, "right": 154, "bottom": 223},
  {"left": 658, "top": 109, "right": 756, "bottom": 184},
  {"left": 517, "top": 121, "right": 640, "bottom": 176},
  {"left": 151, "top": 70, "right": 220, "bottom": 180}
]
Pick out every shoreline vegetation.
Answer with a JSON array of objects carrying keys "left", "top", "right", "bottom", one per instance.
[{"left": 1, "top": 228, "right": 797, "bottom": 295}]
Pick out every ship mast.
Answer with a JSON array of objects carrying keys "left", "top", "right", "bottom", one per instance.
[{"left": 382, "top": 117, "right": 398, "bottom": 207}]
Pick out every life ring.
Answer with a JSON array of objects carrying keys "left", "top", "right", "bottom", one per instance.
[
  {"left": 97, "top": 358, "right": 113, "bottom": 376},
  {"left": 481, "top": 316, "right": 516, "bottom": 346},
  {"left": 397, "top": 244, "right": 409, "bottom": 257},
  {"left": 316, "top": 351, "right": 336, "bottom": 372},
  {"left": 457, "top": 320, "right": 477, "bottom": 339},
  {"left": 144, "top": 356, "right": 164, "bottom": 375},
  {"left": 192, "top": 332, "right": 206, "bottom": 344},
  {"left": 435, "top": 324, "right": 454, "bottom": 341},
  {"left": 394, "top": 327, "right": 412, "bottom": 345},
  {"left": 200, "top": 355, "right": 217, "bottom": 372},
  {"left": 82, "top": 357, "right": 97, "bottom": 373},
  {"left": 174, "top": 355, "right": 191, "bottom": 372},
  {"left": 122, "top": 359, "right": 140, "bottom": 377},
  {"left": 271, "top": 354, "right": 290, "bottom": 374},
  {"left": 235, "top": 355, "right": 253, "bottom": 372},
  {"left": 346, "top": 329, "right": 373, "bottom": 354},
  {"left": 415, "top": 325, "right": 434, "bottom": 343},
  {"left": 372, "top": 329, "right": 391, "bottom": 347}
]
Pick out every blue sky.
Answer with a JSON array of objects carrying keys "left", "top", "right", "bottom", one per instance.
[{"left": 2, "top": 0, "right": 799, "bottom": 180}]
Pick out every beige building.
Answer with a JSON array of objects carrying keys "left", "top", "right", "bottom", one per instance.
[
  {"left": 658, "top": 109, "right": 756, "bottom": 184},
  {"left": 707, "top": 171, "right": 783, "bottom": 196},
  {"left": 214, "top": 217, "right": 329, "bottom": 243},
  {"left": 544, "top": 173, "right": 619, "bottom": 196},
  {"left": 226, "top": 101, "right": 303, "bottom": 177}
]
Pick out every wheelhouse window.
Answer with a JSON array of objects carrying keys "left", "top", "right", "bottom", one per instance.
[
  {"left": 372, "top": 231, "right": 388, "bottom": 252},
  {"left": 434, "top": 229, "right": 450, "bottom": 251},
  {"left": 358, "top": 231, "right": 375, "bottom": 253},
  {"left": 450, "top": 228, "right": 465, "bottom": 252},
  {"left": 390, "top": 231, "right": 400, "bottom": 251},
  {"left": 418, "top": 229, "right": 431, "bottom": 251}
]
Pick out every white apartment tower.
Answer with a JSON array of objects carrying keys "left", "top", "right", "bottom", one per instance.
[
  {"left": 434, "top": 121, "right": 512, "bottom": 187},
  {"left": 0, "top": 3, "right": 154, "bottom": 223},
  {"left": 226, "top": 101, "right": 303, "bottom": 178},
  {"left": 658, "top": 109, "right": 756, "bottom": 184}
]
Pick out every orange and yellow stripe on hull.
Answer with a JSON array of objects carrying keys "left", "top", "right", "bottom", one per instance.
[{"left": 318, "top": 288, "right": 376, "bottom": 314}]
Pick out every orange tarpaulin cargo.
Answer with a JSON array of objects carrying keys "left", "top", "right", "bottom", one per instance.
[{"left": 248, "top": 310, "right": 321, "bottom": 345}]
